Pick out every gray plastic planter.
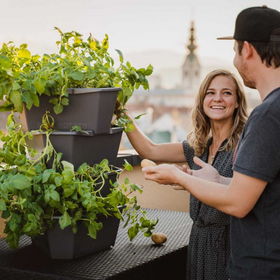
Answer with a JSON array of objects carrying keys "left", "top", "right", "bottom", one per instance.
[
  {"left": 32, "top": 207, "right": 123, "bottom": 259},
  {"left": 28, "top": 127, "right": 124, "bottom": 169},
  {"left": 20, "top": 88, "right": 120, "bottom": 134}
]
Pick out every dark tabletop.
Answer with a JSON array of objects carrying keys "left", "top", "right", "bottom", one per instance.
[{"left": 0, "top": 208, "right": 193, "bottom": 280}]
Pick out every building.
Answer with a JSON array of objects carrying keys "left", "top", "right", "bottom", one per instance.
[
  {"left": 122, "top": 21, "right": 201, "bottom": 148},
  {"left": 131, "top": 21, "right": 200, "bottom": 107},
  {"left": 182, "top": 21, "right": 201, "bottom": 91}
]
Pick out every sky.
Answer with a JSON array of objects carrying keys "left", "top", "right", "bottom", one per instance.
[
  {"left": 2, "top": 0, "right": 280, "bottom": 60},
  {"left": 2, "top": 0, "right": 280, "bottom": 78}
]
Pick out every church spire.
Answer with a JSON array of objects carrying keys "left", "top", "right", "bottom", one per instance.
[
  {"left": 182, "top": 21, "right": 200, "bottom": 91},
  {"left": 187, "top": 21, "right": 197, "bottom": 57}
]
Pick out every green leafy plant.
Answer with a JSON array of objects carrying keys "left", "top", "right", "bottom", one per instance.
[
  {"left": 70, "top": 125, "right": 89, "bottom": 135},
  {"left": 0, "top": 27, "right": 153, "bottom": 131},
  {"left": 0, "top": 113, "right": 158, "bottom": 249}
]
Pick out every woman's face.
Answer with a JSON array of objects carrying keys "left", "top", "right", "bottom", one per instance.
[{"left": 203, "top": 75, "right": 239, "bottom": 122}]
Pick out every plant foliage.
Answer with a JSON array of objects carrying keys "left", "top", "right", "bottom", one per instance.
[
  {"left": 0, "top": 27, "right": 153, "bottom": 131},
  {"left": 0, "top": 113, "right": 158, "bottom": 249}
]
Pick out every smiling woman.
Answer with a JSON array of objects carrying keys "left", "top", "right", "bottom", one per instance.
[
  {"left": 203, "top": 75, "right": 240, "bottom": 161},
  {"left": 204, "top": 76, "right": 239, "bottom": 118},
  {"left": 189, "top": 69, "right": 248, "bottom": 162},
  {"left": 123, "top": 69, "right": 248, "bottom": 280}
]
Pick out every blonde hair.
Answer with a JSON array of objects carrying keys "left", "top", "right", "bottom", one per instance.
[{"left": 187, "top": 69, "right": 248, "bottom": 156}]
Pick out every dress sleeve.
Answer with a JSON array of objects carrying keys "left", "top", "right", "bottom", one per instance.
[{"left": 182, "top": 140, "right": 195, "bottom": 169}]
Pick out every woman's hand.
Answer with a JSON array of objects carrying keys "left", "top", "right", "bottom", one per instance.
[{"left": 188, "top": 157, "right": 221, "bottom": 183}]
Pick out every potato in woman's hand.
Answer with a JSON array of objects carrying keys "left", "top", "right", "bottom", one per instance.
[
  {"left": 141, "top": 159, "right": 157, "bottom": 168},
  {"left": 151, "top": 232, "right": 167, "bottom": 245}
]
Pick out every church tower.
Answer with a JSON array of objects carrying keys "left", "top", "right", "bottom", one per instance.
[{"left": 182, "top": 21, "right": 201, "bottom": 91}]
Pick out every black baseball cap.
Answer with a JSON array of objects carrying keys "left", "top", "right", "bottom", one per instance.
[{"left": 217, "top": 5, "right": 280, "bottom": 42}]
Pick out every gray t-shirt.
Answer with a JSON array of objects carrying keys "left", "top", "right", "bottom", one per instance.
[{"left": 229, "top": 87, "right": 280, "bottom": 280}]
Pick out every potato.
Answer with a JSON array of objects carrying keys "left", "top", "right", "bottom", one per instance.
[
  {"left": 151, "top": 232, "right": 167, "bottom": 245},
  {"left": 141, "top": 159, "right": 156, "bottom": 168}
]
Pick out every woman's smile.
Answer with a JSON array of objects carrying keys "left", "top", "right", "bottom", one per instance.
[{"left": 203, "top": 75, "right": 239, "bottom": 122}]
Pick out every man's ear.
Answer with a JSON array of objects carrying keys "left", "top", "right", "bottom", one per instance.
[{"left": 243, "top": 41, "right": 254, "bottom": 60}]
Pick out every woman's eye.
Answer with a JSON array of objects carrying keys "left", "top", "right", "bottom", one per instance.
[
  {"left": 224, "top": 91, "right": 232, "bottom": 95},
  {"left": 206, "top": 91, "right": 214, "bottom": 95}
]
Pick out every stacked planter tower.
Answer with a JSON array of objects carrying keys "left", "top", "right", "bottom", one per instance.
[
  {"left": 22, "top": 88, "right": 124, "bottom": 259},
  {"left": 0, "top": 28, "right": 156, "bottom": 260}
]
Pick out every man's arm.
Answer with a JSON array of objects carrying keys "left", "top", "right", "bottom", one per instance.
[
  {"left": 142, "top": 164, "right": 267, "bottom": 218},
  {"left": 222, "top": 171, "right": 267, "bottom": 217}
]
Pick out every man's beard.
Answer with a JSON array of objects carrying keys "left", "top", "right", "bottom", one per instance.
[
  {"left": 242, "top": 75, "right": 256, "bottom": 89},
  {"left": 238, "top": 62, "right": 256, "bottom": 89}
]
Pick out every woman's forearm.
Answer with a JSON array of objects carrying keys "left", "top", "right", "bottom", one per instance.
[{"left": 125, "top": 111, "right": 186, "bottom": 162}]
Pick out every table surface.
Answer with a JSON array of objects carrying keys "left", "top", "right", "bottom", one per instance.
[{"left": 0, "top": 208, "right": 193, "bottom": 280}]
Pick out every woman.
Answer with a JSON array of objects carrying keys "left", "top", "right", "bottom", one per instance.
[{"left": 121, "top": 69, "right": 248, "bottom": 280}]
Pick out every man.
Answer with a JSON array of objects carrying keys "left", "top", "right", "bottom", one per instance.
[{"left": 142, "top": 6, "right": 280, "bottom": 280}]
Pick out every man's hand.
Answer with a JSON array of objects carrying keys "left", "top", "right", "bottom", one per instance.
[
  {"left": 142, "top": 164, "right": 185, "bottom": 186},
  {"left": 141, "top": 157, "right": 230, "bottom": 192},
  {"left": 172, "top": 164, "right": 191, "bottom": 190}
]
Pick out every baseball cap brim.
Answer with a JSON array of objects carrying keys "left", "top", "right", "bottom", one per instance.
[{"left": 216, "top": 36, "right": 234, "bottom": 40}]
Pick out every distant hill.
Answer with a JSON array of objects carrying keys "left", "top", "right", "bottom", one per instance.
[
  {"left": 118, "top": 49, "right": 260, "bottom": 108},
  {"left": 121, "top": 49, "right": 185, "bottom": 71},
  {"left": 113, "top": 49, "right": 235, "bottom": 89}
]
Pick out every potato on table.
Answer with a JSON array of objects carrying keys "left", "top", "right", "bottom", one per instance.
[{"left": 151, "top": 232, "right": 167, "bottom": 245}]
